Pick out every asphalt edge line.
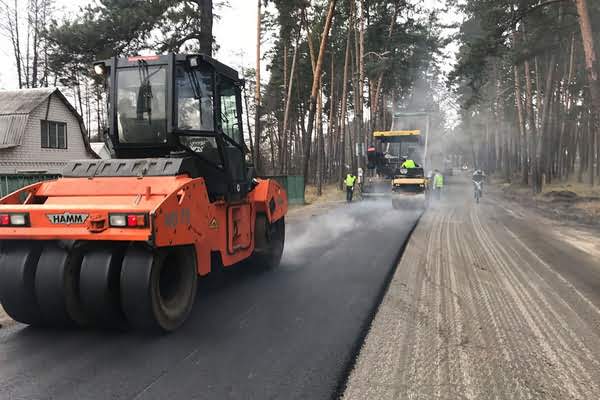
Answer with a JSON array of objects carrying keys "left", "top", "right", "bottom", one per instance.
[{"left": 331, "top": 210, "right": 424, "bottom": 400}]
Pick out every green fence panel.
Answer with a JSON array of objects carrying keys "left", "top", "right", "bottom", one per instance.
[
  {"left": 263, "top": 175, "right": 305, "bottom": 205},
  {"left": 287, "top": 175, "right": 305, "bottom": 205},
  {"left": 0, "top": 174, "right": 60, "bottom": 198}
]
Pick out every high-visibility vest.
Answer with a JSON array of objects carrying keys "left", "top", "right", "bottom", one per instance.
[
  {"left": 434, "top": 173, "right": 444, "bottom": 188},
  {"left": 345, "top": 174, "right": 356, "bottom": 187},
  {"left": 402, "top": 159, "right": 416, "bottom": 168}
]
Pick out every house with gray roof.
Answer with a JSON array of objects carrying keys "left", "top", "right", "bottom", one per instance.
[{"left": 0, "top": 88, "right": 97, "bottom": 175}]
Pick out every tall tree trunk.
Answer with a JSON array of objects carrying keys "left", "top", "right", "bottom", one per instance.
[
  {"left": 316, "top": 78, "right": 324, "bottom": 196},
  {"left": 371, "top": 2, "right": 399, "bottom": 131},
  {"left": 524, "top": 57, "right": 538, "bottom": 186},
  {"left": 199, "top": 0, "right": 213, "bottom": 56},
  {"left": 7, "top": 0, "right": 24, "bottom": 88},
  {"left": 268, "top": 125, "right": 276, "bottom": 173},
  {"left": 559, "top": 34, "right": 576, "bottom": 179},
  {"left": 279, "top": 42, "right": 287, "bottom": 172},
  {"left": 302, "top": 0, "right": 337, "bottom": 191},
  {"left": 41, "top": 0, "right": 49, "bottom": 86},
  {"left": 31, "top": 0, "right": 39, "bottom": 88},
  {"left": 25, "top": 1, "right": 30, "bottom": 88},
  {"left": 354, "top": 0, "right": 365, "bottom": 176},
  {"left": 280, "top": 37, "right": 299, "bottom": 175},
  {"left": 588, "top": 106, "right": 595, "bottom": 183},
  {"left": 254, "top": 0, "right": 262, "bottom": 173},
  {"left": 358, "top": 0, "right": 366, "bottom": 146},
  {"left": 351, "top": 18, "right": 359, "bottom": 174},
  {"left": 302, "top": 8, "right": 317, "bottom": 75},
  {"left": 574, "top": 0, "right": 600, "bottom": 185},
  {"left": 327, "top": 58, "right": 336, "bottom": 182},
  {"left": 339, "top": 22, "right": 351, "bottom": 190},
  {"left": 514, "top": 59, "right": 528, "bottom": 184},
  {"left": 534, "top": 52, "right": 557, "bottom": 193}
]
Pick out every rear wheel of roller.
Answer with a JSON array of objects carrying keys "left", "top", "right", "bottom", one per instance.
[
  {"left": 35, "top": 242, "right": 88, "bottom": 327},
  {"left": 247, "top": 214, "right": 285, "bottom": 270},
  {"left": 80, "top": 245, "right": 126, "bottom": 329},
  {"left": 120, "top": 245, "right": 197, "bottom": 332},
  {"left": 0, "top": 241, "right": 44, "bottom": 325}
]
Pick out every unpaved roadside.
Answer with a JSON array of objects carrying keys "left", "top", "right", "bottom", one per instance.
[
  {"left": 495, "top": 180, "right": 600, "bottom": 228},
  {"left": 287, "top": 199, "right": 345, "bottom": 222},
  {"left": 344, "top": 177, "right": 600, "bottom": 400}
]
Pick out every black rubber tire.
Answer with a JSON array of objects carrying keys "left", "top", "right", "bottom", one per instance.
[
  {"left": 207, "top": 251, "right": 226, "bottom": 290},
  {"left": 248, "top": 215, "right": 285, "bottom": 270},
  {"left": 0, "top": 241, "right": 44, "bottom": 325},
  {"left": 80, "top": 245, "right": 126, "bottom": 328},
  {"left": 120, "top": 245, "right": 197, "bottom": 332},
  {"left": 34, "top": 242, "right": 88, "bottom": 327}
]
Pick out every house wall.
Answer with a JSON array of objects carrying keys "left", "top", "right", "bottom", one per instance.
[{"left": 0, "top": 93, "right": 93, "bottom": 174}]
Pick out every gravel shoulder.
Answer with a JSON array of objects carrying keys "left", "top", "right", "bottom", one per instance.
[
  {"left": 343, "top": 176, "right": 600, "bottom": 400},
  {"left": 496, "top": 180, "right": 600, "bottom": 228}
]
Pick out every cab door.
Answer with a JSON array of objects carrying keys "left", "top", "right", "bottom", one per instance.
[
  {"left": 217, "top": 76, "right": 254, "bottom": 254},
  {"left": 217, "top": 76, "right": 249, "bottom": 201}
]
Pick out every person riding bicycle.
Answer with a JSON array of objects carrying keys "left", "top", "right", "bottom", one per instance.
[{"left": 472, "top": 169, "right": 486, "bottom": 198}]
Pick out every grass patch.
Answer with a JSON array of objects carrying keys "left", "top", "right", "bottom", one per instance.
[{"left": 304, "top": 183, "right": 345, "bottom": 204}]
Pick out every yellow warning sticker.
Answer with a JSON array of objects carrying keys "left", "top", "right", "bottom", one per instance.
[{"left": 209, "top": 217, "right": 218, "bottom": 230}]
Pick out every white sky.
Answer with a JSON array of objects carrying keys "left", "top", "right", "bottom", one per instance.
[
  {"left": 0, "top": 0, "right": 267, "bottom": 89},
  {"left": 0, "top": 0, "right": 461, "bottom": 90}
]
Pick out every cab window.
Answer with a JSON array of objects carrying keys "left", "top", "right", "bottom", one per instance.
[
  {"left": 175, "top": 65, "right": 214, "bottom": 131},
  {"left": 116, "top": 65, "right": 167, "bottom": 143},
  {"left": 219, "top": 79, "right": 242, "bottom": 144}
]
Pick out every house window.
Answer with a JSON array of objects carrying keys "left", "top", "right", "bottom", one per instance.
[{"left": 41, "top": 120, "right": 67, "bottom": 149}]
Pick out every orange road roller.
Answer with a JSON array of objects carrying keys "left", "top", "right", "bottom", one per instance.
[{"left": 0, "top": 54, "right": 287, "bottom": 332}]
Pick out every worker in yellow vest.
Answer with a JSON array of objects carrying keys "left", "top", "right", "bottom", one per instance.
[
  {"left": 433, "top": 169, "right": 444, "bottom": 200},
  {"left": 401, "top": 159, "right": 417, "bottom": 169},
  {"left": 344, "top": 173, "right": 357, "bottom": 202}
]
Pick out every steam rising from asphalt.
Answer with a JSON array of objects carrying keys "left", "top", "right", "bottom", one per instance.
[{"left": 282, "top": 199, "right": 422, "bottom": 266}]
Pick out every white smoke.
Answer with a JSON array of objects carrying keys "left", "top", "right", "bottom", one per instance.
[{"left": 282, "top": 199, "right": 421, "bottom": 266}]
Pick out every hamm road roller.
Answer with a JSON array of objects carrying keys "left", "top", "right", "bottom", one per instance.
[{"left": 0, "top": 54, "right": 287, "bottom": 332}]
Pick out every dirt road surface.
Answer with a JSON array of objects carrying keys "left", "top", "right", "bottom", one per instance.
[{"left": 344, "top": 175, "right": 600, "bottom": 400}]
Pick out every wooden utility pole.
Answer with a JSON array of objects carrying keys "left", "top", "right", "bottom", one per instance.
[{"left": 254, "top": 0, "right": 262, "bottom": 173}]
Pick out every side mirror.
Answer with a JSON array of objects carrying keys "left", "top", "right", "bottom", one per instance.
[
  {"left": 247, "top": 166, "right": 259, "bottom": 190},
  {"left": 247, "top": 165, "right": 256, "bottom": 181}
]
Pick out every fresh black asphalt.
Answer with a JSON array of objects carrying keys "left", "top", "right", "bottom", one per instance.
[{"left": 0, "top": 201, "right": 420, "bottom": 400}]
